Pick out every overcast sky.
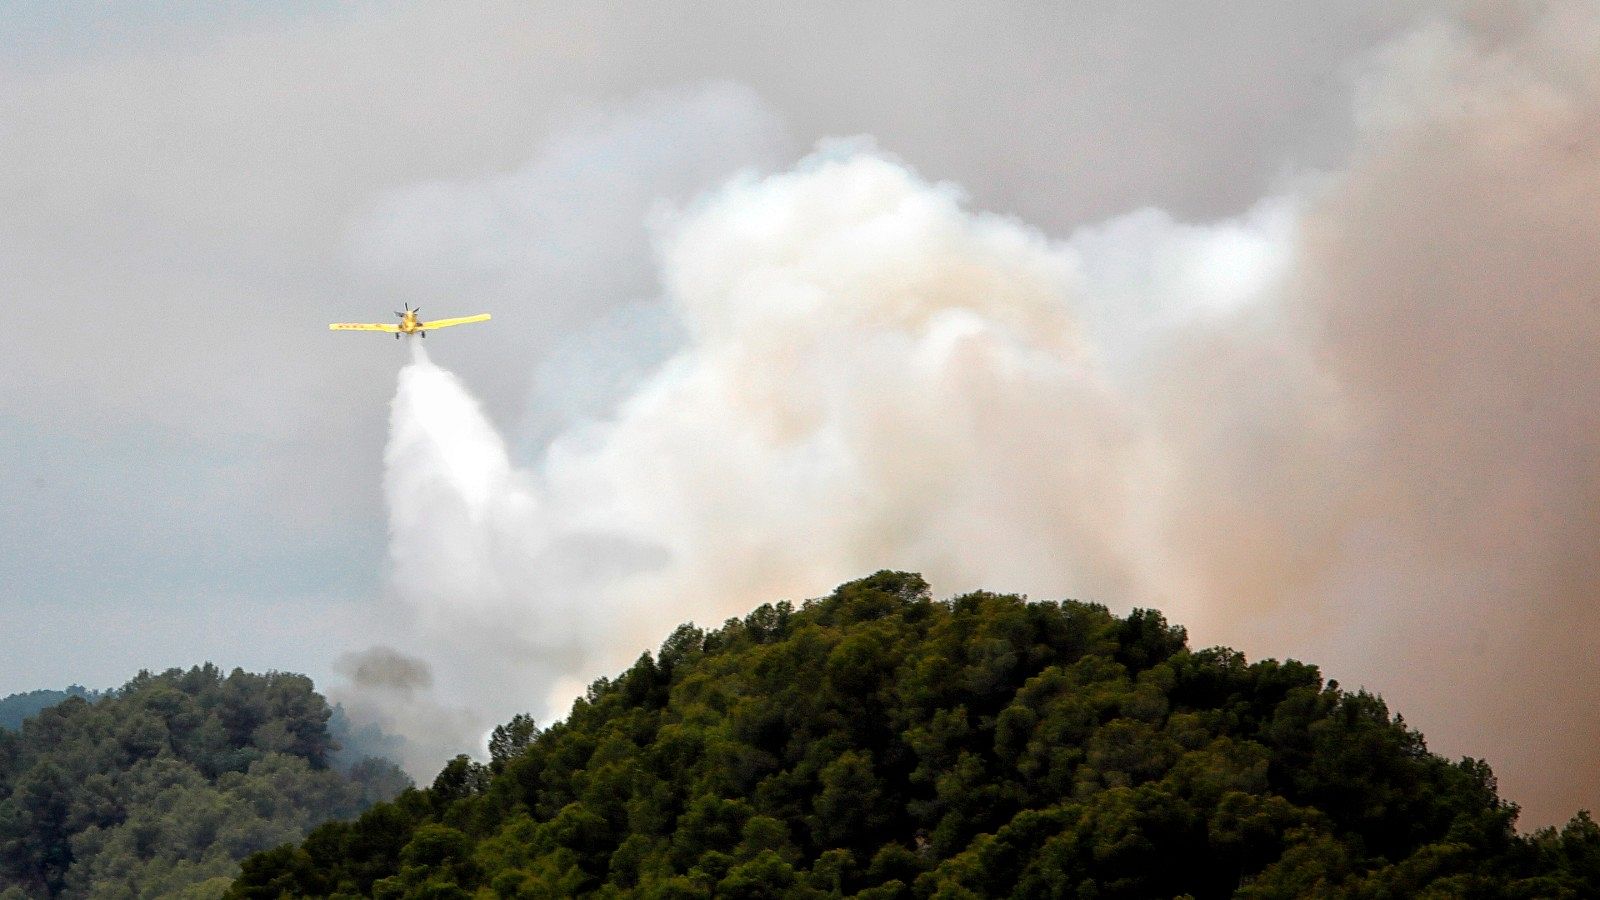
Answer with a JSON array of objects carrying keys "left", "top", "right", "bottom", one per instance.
[
  {"left": 19, "top": 0, "right": 1600, "bottom": 827},
  {"left": 2, "top": 0, "right": 1418, "bottom": 676}
]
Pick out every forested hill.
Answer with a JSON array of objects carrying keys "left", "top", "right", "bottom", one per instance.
[
  {"left": 231, "top": 572, "right": 1600, "bottom": 898},
  {"left": 0, "top": 665, "right": 410, "bottom": 899}
]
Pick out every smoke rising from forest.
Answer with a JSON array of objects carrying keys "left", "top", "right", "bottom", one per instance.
[{"left": 344, "top": 7, "right": 1600, "bottom": 826}]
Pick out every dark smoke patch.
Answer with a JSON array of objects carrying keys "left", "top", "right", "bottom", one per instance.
[{"left": 335, "top": 645, "right": 434, "bottom": 695}]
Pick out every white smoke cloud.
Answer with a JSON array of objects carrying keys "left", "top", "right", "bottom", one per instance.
[
  {"left": 357, "top": 147, "right": 1147, "bottom": 771},
  {"left": 545, "top": 145, "right": 1143, "bottom": 619}
]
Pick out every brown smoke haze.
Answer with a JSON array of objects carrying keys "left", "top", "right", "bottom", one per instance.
[
  {"left": 1279, "top": 8, "right": 1600, "bottom": 824},
  {"left": 1138, "top": 7, "right": 1600, "bottom": 825}
]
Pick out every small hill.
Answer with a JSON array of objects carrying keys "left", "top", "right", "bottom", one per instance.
[
  {"left": 0, "top": 665, "right": 409, "bottom": 899},
  {"left": 0, "top": 689, "right": 102, "bottom": 733},
  {"left": 230, "top": 572, "right": 1600, "bottom": 898}
]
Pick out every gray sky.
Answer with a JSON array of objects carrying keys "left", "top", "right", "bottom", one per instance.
[
  {"left": 3, "top": 0, "right": 1424, "bottom": 685},
  {"left": 27, "top": 0, "right": 1600, "bottom": 828}
]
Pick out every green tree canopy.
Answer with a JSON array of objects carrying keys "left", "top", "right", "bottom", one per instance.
[
  {"left": 231, "top": 573, "right": 1599, "bottom": 897},
  {"left": 0, "top": 665, "right": 409, "bottom": 898}
]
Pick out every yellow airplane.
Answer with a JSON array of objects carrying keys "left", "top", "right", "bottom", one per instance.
[{"left": 329, "top": 303, "right": 491, "bottom": 339}]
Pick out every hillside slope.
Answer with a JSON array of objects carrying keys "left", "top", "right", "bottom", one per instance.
[
  {"left": 231, "top": 572, "right": 1599, "bottom": 898},
  {"left": 0, "top": 666, "right": 409, "bottom": 899}
]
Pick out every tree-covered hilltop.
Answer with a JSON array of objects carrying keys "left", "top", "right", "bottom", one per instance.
[
  {"left": 231, "top": 572, "right": 1600, "bottom": 898},
  {"left": 0, "top": 690, "right": 103, "bottom": 733},
  {"left": 0, "top": 665, "right": 410, "bottom": 899}
]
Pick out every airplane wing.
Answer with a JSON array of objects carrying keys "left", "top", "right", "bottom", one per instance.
[
  {"left": 329, "top": 322, "right": 401, "bottom": 332},
  {"left": 419, "top": 314, "right": 491, "bottom": 330}
]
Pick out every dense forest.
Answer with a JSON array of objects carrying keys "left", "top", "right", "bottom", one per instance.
[
  {"left": 226, "top": 572, "right": 1600, "bottom": 898},
  {"left": 0, "top": 666, "right": 410, "bottom": 899}
]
